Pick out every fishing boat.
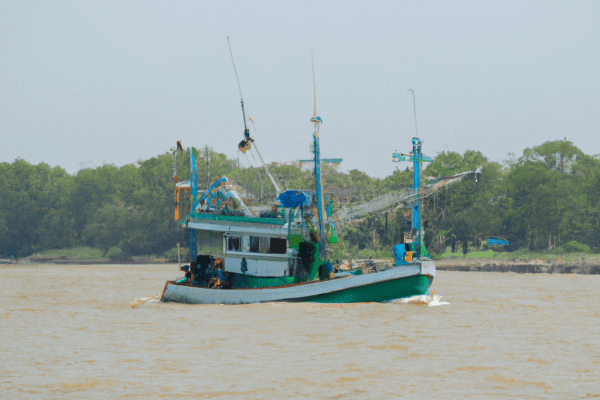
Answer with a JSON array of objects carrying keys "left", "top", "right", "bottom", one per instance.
[
  {"left": 161, "top": 133, "right": 437, "bottom": 304},
  {"left": 160, "top": 135, "right": 435, "bottom": 304},
  {"left": 161, "top": 50, "right": 436, "bottom": 304}
]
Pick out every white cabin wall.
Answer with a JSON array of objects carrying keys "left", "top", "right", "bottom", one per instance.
[{"left": 224, "top": 255, "right": 291, "bottom": 277}]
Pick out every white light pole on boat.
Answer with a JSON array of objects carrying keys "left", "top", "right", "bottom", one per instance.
[{"left": 407, "top": 89, "right": 419, "bottom": 138}]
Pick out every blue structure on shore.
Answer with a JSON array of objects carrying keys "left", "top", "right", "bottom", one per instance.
[{"left": 488, "top": 237, "right": 509, "bottom": 246}]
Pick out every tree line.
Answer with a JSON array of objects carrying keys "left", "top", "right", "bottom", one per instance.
[{"left": 1, "top": 139, "right": 599, "bottom": 259}]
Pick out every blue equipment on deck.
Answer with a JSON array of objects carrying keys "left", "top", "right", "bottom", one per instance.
[
  {"left": 393, "top": 244, "right": 409, "bottom": 266},
  {"left": 277, "top": 190, "right": 312, "bottom": 208}
]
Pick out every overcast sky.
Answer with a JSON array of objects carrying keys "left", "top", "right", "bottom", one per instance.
[{"left": 1, "top": 1, "right": 599, "bottom": 178}]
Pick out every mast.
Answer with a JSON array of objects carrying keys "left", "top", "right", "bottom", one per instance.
[
  {"left": 227, "top": 37, "right": 249, "bottom": 137},
  {"left": 407, "top": 89, "right": 427, "bottom": 258},
  {"left": 310, "top": 54, "right": 327, "bottom": 262},
  {"left": 389, "top": 90, "right": 432, "bottom": 258},
  {"left": 227, "top": 37, "right": 281, "bottom": 196},
  {"left": 189, "top": 147, "right": 198, "bottom": 263},
  {"left": 411, "top": 137, "right": 427, "bottom": 257}
]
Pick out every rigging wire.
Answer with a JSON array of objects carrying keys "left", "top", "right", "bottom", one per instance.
[
  {"left": 247, "top": 118, "right": 262, "bottom": 169},
  {"left": 243, "top": 151, "right": 254, "bottom": 168},
  {"left": 227, "top": 37, "right": 244, "bottom": 103},
  {"left": 242, "top": 151, "right": 264, "bottom": 203}
]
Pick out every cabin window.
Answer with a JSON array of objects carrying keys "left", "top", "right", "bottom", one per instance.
[
  {"left": 249, "top": 236, "right": 287, "bottom": 254},
  {"left": 258, "top": 237, "right": 270, "bottom": 253},
  {"left": 249, "top": 236, "right": 260, "bottom": 253},
  {"left": 270, "top": 238, "right": 287, "bottom": 254},
  {"left": 227, "top": 236, "right": 241, "bottom": 252}
]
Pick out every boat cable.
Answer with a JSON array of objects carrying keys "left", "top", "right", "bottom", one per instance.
[
  {"left": 227, "top": 36, "right": 245, "bottom": 105},
  {"left": 249, "top": 117, "right": 282, "bottom": 195}
]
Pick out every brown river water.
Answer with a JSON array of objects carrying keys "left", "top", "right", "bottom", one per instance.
[{"left": 1, "top": 264, "right": 599, "bottom": 399}]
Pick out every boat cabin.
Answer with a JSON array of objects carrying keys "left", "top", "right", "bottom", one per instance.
[{"left": 185, "top": 212, "right": 313, "bottom": 288}]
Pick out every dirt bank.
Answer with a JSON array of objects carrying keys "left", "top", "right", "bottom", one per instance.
[
  {"left": 436, "top": 257, "right": 600, "bottom": 274},
  {"left": 15, "top": 255, "right": 176, "bottom": 265}
]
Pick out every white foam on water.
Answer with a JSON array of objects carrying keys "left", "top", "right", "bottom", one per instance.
[
  {"left": 394, "top": 294, "right": 449, "bottom": 307},
  {"left": 427, "top": 294, "right": 449, "bottom": 307},
  {"left": 129, "top": 295, "right": 160, "bottom": 308}
]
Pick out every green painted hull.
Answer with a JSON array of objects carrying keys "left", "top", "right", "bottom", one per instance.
[
  {"left": 163, "top": 263, "right": 435, "bottom": 304},
  {"left": 234, "top": 274, "right": 297, "bottom": 288},
  {"left": 295, "top": 274, "right": 432, "bottom": 303}
]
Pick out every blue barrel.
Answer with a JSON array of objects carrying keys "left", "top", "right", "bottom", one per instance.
[
  {"left": 393, "top": 244, "right": 407, "bottom": 266},
  {"left": 322, "top": 261, "right": 334, "bottom": 276}
]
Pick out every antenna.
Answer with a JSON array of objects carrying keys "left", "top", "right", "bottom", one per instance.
[
  {"left": 407, "top": 89, "right": 418, "bottom": 138},
  {"left": 312, "top": 52, "right": 317, "bottom": 121},
  {"left": 310, "top": 52, "right": 322, "bottom": 133}
]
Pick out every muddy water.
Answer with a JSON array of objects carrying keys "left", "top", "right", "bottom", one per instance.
[{"left": 1, "top": 264, "right": 599, "bottom": 399}]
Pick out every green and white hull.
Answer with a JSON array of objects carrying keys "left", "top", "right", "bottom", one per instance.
[
  {"left": 165, "top": 136, "right": 440, "bottom": 305},
  {"left": 161, "top": 261, "right": 434, "bottom": 304}
]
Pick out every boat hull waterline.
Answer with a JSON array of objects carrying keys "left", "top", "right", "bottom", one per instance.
[{"left": 161, "top": 262, "right": 434, "bottom": 304}]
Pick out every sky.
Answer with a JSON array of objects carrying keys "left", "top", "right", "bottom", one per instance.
[{"left": 1, "top": 0, "right": 599, "bottom": 178}]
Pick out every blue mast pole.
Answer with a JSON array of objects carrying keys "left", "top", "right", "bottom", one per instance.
[
  {"left": 310, "top": 54, "right": 327, "bottom": 263},
  {"left": 407, "top": 89, "right": 428, "bottom": 258},
  {"left": 312, "top": 118, "right": 327, "bottom": 262},
  {"left": 189, "top": 147, "right": 198, "bottom": 263},
  {"left": 411, "top": 137, "right": 429, "bottom": 258},
  {"left": 411, "top": 137, "right": 421, "bottom": 236},
  {"left": 393, "top": 89, "right": 432, "bottom": 260}
]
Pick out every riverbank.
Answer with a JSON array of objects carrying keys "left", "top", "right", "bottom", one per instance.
[
  {"left": 11, "top": 255, "right": 176, "bottom": 265},
  {"left": 436, "top": 257, "right": 600, "bottom": 274},
  {"left": 6, "top": 254, "right": 600, "bottom": 274}
]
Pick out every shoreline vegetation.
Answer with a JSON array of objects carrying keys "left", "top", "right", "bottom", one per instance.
[{"left": 2, "top": 139, "right": 600, "bottom": 269}]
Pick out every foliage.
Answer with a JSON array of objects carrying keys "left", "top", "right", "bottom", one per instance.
[
  {"left": 562, "top": 240, "right": 590, "bottom": 253},
  {"left": 2, "top": 138, "right": 600, "bottom": 261},
  {"left": 32, "top": 246, "right": 104, "bottom": 259},
  {"left": 106, "top": 246, "right": 128, "bottom": 260},
  {"left": 197, "top": 245, "right": 223, "bottom": 256},
  {"left": 438, "top": 249, "right": 498, "bottom": 259},
  {"left": 163, "top": 246, "right": 190, "bottom": 262}
]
